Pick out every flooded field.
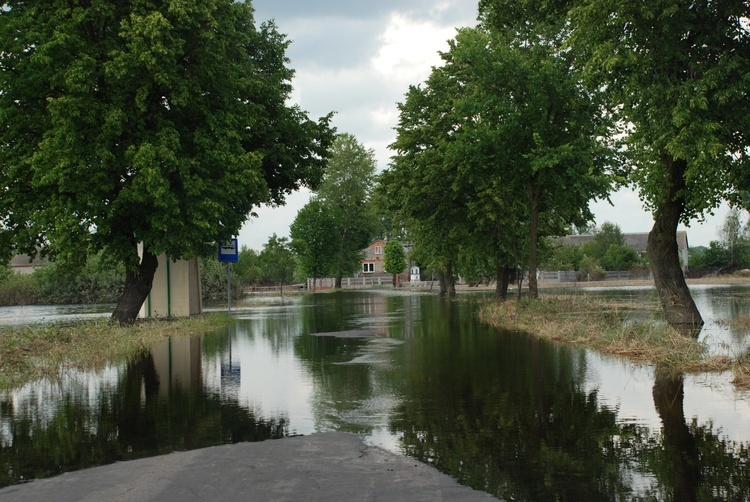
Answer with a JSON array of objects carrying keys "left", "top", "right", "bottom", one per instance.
[{"left": 1, "top": 285, "right": 749, "bottom": 499}]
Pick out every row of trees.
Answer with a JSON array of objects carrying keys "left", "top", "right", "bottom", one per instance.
[
  {"left": 690, "top": 209, "right": 750, "bottom": 272},
  {"left": 2, "top": 1, "right": 748, "bottom": 332},
  {"left": 376, "top": 1, "right": 750, "bottom": 329},
  {"left": 376, "top": 24, "right": 612, "bottom": 299}
]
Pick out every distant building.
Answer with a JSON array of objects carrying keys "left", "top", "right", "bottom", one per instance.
[
  {"left": 562, "top": 231, "right": 689, "bottom": 272},
  {"left": 361, "top": 239, "right": 417, "bottom": 280},
  {"left": 361, "top": 239, "right": 386, "bottom": 275},
  {"left": 8, "top": 253, "right": 49, "bottom": 274}
]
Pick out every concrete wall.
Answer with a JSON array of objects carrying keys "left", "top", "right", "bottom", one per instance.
[{"left": 139, "top": 253, "right": 202, "bottom": 319}]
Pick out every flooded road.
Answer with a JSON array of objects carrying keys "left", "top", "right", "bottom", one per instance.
[{"left": 1, "top": 286, "right": 749, "bottom": 499}]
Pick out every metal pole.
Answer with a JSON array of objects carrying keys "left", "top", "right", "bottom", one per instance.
[{"left": 227, "top": 262, "right": 231, "bottom": 314}]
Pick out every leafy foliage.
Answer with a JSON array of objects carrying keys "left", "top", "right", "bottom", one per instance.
[
  {"left": 315, "top": 134, "right": 379, "bottom": 283},
  {"left": 0, "top": 272, "right": 37, "bottom": 306},
  {"left": 384, "top": 240, "right": 407, "bottom": 277},
  {"left": 290, "top": 198, "right": 338, "bottom": 281},
  {"left": 258, "top": 234, "right": 296, "bottom": 288},
  {"left": 479, "top": 0, "right": 750, "bottom": 326},
  {"left": 602, "top": 244, "right": 640, "bottom": 272},
  {"left": 689, "top": 209, "right": 750, "bottom": 271},
  {"left": 543, "top": 222, "right": 645, "bottom": 273},
  {"left": 378, "top": 25, "right": 612, "bottom": 297},
  {"left": 32, "top": 254, "right": 125, "bottom": 304},
  {"left": 199, "top": 256, "right": 241, "bottom": 301},
  {"left": 0, "top": 254, "right": 124, "bottom": 305},
  {"left": 0, "top": 1, "right": 334, "bottom": 321},
  {"left": 235, "top": 247, "right": 262, "bottom": 286}
]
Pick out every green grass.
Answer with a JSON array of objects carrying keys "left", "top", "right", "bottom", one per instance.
[
  {"left": 478, "top": 296, "right": 741, "bottom": 386},
  {"left": 0, "top": 314, "right": 232, "bottom": 390}
]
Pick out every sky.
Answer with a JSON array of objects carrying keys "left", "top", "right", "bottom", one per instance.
[{"left": 239, "top": 0, "right": 731, "bottom": 252}]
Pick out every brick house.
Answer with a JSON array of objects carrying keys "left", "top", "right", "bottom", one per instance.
[
  {"left": 361, "top": 239, "right": 386, "bottom": 275},
  {"left": 361, "top": 240, "right": 420, "bottom": 281}
]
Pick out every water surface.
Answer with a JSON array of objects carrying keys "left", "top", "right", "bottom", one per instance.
[{"left": 2, "top": 287, "right": 749, "bottom": 500}]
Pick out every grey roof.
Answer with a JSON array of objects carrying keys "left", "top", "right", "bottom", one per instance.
[
  {"left": 561, "top": 231, "right": 688, "bottom": 252},
  {"left": 9, "top": 253, "right": 49, "bottom": 268}
]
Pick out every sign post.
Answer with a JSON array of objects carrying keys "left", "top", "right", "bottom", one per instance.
[{"left": 218, "top": 239, "right": 239, "bottom": 314}]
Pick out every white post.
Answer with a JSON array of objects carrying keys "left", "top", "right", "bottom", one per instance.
[{"left": 227, "top": 262, "right": 231, "bottom": 314}]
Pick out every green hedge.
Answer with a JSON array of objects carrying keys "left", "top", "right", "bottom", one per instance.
[{"left": 0, "top": 255, "right": 124, "bottom": 306}]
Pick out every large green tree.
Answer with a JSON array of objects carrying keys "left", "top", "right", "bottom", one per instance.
[
  {"left": 377, "top": 75, "right": 465, "bottom": 297},
  {"left": 258, "top": 234, "right": 295, "bottom": 294},
  {"left": 379, "top": 26, "right": 611, "bottom": 298},
  {"left": 480, "top": 0, "right": 750, "bottom": 328},
  {"left": 315, "top": 133, "right": 378, "bottom": 288},
  {"left": 0, "top": 0, "right": 333, "bottom": 324},
  {"left": 449, "top": 27, "right": 611, "bottom": 298},
  {"left": 289, "top": 198, "right": 338, "bottom": 290}
]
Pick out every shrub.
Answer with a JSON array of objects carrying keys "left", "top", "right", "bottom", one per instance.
[
  {"left": 602, "top": 244, "right": 640, "bottom": 271},
  {"left": 199, "top": 257, "right": 242, "bottom": 300},
  {"left": 0, "top": 273, "right": 39, "bottom": 305},
  {"left": 33, "top": 255, "right": 124, "bottom": 304}
]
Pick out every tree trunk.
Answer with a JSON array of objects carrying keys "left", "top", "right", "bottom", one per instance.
[
  {"left": 335, "top": 275, "right": 342, "bottom": 289},
  {"left": 647, "top": 154, "right": 703, "bottom": 330},
  {"left": 111, "top": 249, "right": 159, "bottom": 326},
  {"left": 495, "top": 261, "right": 512, "bottom": 300},
  {"left": 528, "top": 182, "right": 540, "bottom": 299},
  {"left": 438, "top": 270, "right": 447, "bottom": 297},
  {"left": 445, "top": 261, "right": 456, "bottom": 297},
  {"left": 652, "top": 369, "right": 700, "bottom": 501},
  {"left": 516, "top": 269, "right": 524, "bottom": 300},
  {"left": 437, "top": 262, "right": 456, "bottom": 297}
]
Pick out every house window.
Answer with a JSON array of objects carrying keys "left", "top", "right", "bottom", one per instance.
[
  {"left": 375, "top": 245, "right": 382, "bottom": 255},
  {"left": 363, "top": 263, "right": 374, "bottom": 273}
]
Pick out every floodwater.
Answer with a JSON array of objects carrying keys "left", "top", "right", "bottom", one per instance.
[{"left": 1, "top": 286, "right": 749, "bottom": 500}]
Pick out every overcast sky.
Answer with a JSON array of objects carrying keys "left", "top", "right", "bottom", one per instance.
[{"left": 239, "top": 0, "right": 731, "bottom": 251}]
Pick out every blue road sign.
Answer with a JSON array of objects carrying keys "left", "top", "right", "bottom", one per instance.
[{"left": 218, "top": 238, "right": 239, "bottom": 263}]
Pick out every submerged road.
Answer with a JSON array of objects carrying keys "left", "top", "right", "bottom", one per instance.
[{"left": 0, "top": 432, "right": 497, "bottom": 501}]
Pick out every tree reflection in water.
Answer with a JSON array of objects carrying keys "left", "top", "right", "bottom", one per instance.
[
  {"left": 2, "top": 291, "right": 750, "bottom": 499},
  {"left": 379, "top": 298, "right": 750, "bottom": 501},
  {"left": 0, "top": 346, "right": 287, "bottom": 488}
]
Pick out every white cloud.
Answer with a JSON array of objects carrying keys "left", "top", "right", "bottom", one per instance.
[
  {"left": 240, "top": 2, "right": 729, "bottom": 253},
  {"left": 371, "top": 12, "right": 455, "bottom": 84}
]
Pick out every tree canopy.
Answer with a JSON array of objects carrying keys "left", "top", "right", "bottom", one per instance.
[
  {"left": 289, "top": 197, "right": 337, "bottom": 286},
  {"left": 258, "top": 234, "right": 295, "bottom": 294},
  {"left": 0, "top": 0, "right": 334, "bottom": 323},
  {"left": 384, "top": 239, "right": 407, "bottom": 286},
  {"left": 377, "top": 25, "right": 611, "bottom": 298},
  {"left": 479, "top": 0, "right": 750, "bottom": 328},
  {"left": 315, "top": 133, "right": 378, "bottom": 287}
]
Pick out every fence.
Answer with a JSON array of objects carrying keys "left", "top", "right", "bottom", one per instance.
[
  {"left": 306, "top": 276, "right": 437, "bottom": 290},
  {"left": 538, "top": 270, "right": 653, "bottom": 283}
]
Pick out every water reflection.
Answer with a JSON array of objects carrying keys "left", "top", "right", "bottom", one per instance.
[
  {"left": 1, "top": 288, "right": 750, "bottom": 500},
  {"left": 0, "top": 303, "right": 112, "bottom": 326}
]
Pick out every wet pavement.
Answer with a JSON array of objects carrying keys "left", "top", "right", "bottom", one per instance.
[{"left": 0, "top": 433, "right": 497, "bottom": 501}]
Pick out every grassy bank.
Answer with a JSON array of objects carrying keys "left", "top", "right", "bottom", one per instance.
[
  {"left": 0, "top": 315, "right": 232, "bottom": 390},
  {"left": 477, "top": 296, "right": 750, "bottom": 390}
]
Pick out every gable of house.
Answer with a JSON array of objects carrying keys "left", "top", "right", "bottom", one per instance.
[{"left": 361, "top": 239, "right": 386, "bottom": 274}]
